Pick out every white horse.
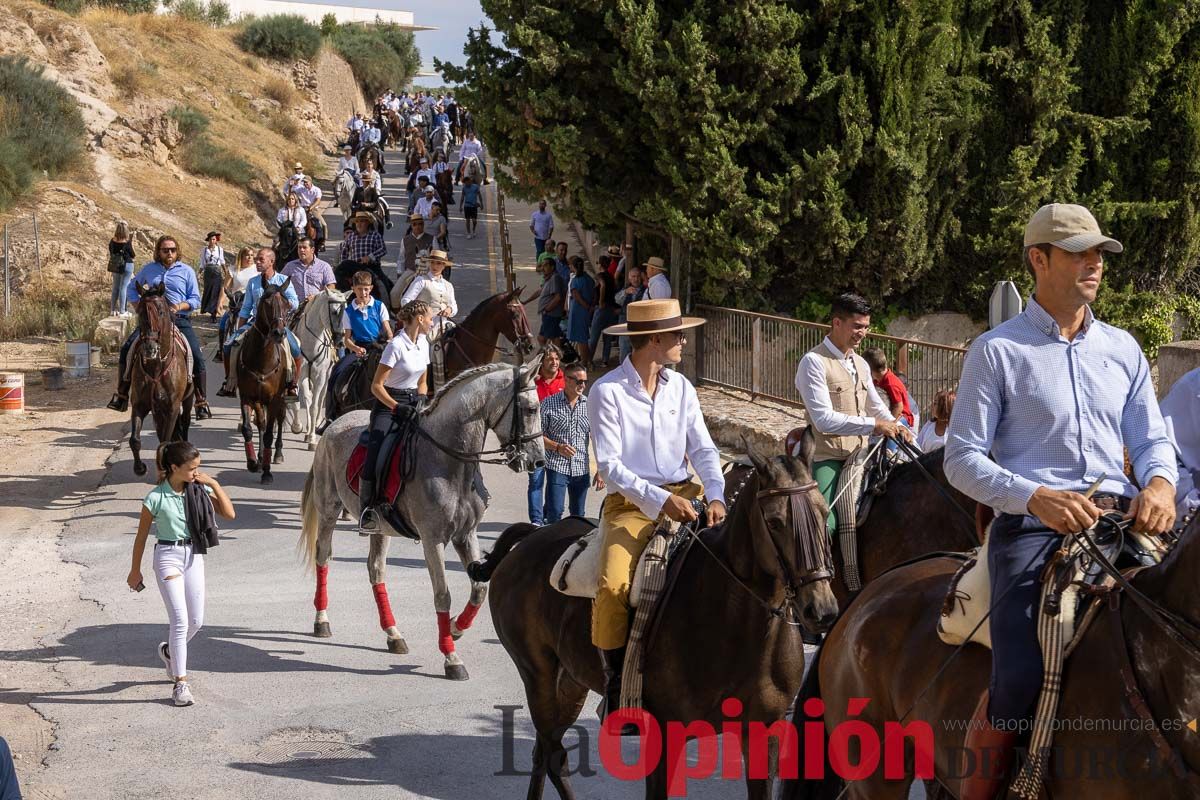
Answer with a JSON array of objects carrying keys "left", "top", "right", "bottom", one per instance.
[
  {"left": 334, "top": 170, "right": 357, "bottom": 220},
  {"left": 288, "top": 288, "right": 347, "bottom": 450},
  {"left": 299, "top": 361, "right": 544, "bottom": 679}
]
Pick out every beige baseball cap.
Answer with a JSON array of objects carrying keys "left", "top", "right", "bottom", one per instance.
[{"left": 1023, "top": 203, "right": 1123, "bottom": 253}]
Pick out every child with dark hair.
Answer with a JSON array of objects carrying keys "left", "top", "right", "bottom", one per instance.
[{"left": 126, "top": 442, "right": 234, "bottom": 707}]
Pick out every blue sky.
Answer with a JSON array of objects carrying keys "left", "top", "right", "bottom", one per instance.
[{"left": 321, "top": 0, "right": 490, "bottom": 76}]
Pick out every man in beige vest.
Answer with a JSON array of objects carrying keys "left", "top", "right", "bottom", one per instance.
[{"left": 793, "top": 292, "right": 911, "bottom": 532}]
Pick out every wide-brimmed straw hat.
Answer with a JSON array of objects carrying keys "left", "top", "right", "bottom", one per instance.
[
  {"left": 604, "top": 299, "right": 705, "bottom": 337},
  {"left": 642, "top": 256, "right": 666, "bottom": 271},
  {"left": 293, "top": 161, "right": 303, "bottom": 170},
  {"left": 428, "top": 249, "right": 452, "bottom": 266},
  {"left": 409, "top": 212, "right": 424, "bottom": 222},
  {"left": 351, "top": 211, "right": 374, "bottom": 223},
  {"left": 606, "top": 245, "right": 621, "bottom": 256}
]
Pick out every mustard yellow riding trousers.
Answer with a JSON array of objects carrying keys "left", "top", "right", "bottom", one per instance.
[{"left": 591, "top": 481, "right": 703, "bottom": 650}]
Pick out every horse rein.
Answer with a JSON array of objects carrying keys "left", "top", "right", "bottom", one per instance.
[
  {"left": 683, "top": 478, "right": 833, "bottom": 625},
  {"left": 137, "top": 296, "right": 183, "bottom": 391},
  {"left": 413, "top": 365, "right": 540, "bottom": 467},
  {"left": 242, "top": 289, "right": 289, "bottom": 383},
  {"left": 298, "top": 294, "right": 345, "bottom": 366}
]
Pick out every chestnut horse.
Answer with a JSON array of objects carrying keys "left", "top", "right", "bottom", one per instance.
[
  {"left": 235, "top": 278, "right": 293, "bottom": 483},
  {"left": 783, "top": 513, "right": 1200, "bottom": 800},
  {"left": 127, "top": 282, "right": 193, "bottom": 476},
  {"left": 471, "top": 435, "right": 840, "bottom": 799}
]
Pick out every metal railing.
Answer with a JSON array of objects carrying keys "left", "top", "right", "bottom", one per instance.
[{"left": 694, "top": 305, "right": 966, "bottom": 417}]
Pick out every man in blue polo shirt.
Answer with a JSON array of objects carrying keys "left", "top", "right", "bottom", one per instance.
[
  {"left": 216, "top": 248, "right": 301, "bottom": 401},
  {"left": 107, "top": 234, "right": 212, "bottom": 420}
]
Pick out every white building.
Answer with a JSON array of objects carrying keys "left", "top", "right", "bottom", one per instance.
[{"left": 194, "top": 0, "right": 433, "bottom": 28}]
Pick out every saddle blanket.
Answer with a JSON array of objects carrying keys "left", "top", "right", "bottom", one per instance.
[
  {"left": 346, "top": 433, "right": 406, "bottom": 503},
  {"left": 550, "top": 527, "right": 656, "bottom": 608},
  {"left": 124, "top": 329, "right": 194, "bottom": 381}
]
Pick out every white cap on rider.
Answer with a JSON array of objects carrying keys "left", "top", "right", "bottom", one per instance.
[{"left": 424, "top": 185, "right": 435, "bottom": 194}]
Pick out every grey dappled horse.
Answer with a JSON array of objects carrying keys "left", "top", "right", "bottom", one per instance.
[
  {"left": 299, "top": 361, "right": 545, "bottom": 679},
  {"left": 288, "top": 288, "right": 347, "bottom": 450}
]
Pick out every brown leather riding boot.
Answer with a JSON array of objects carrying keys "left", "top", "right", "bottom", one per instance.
[
  {"left": 961, "top": 692, "right": 1019, "bottom": 800},
  {"left": 286, "top": 355, "right": 302, "bottom": 403}
]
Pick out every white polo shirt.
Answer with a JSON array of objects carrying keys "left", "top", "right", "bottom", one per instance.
[{"left": 379, "top": 329, "right": 430, "bottom": 390}]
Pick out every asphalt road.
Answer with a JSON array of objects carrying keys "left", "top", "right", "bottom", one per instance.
[{"left": 16, "top": 146, "right": 788, "bottom": 800}]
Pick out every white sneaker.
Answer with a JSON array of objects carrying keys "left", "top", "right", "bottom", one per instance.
[
  {"left": 172, "top": 681, "right": 194, "bottom": 707},
  {"left": 158, "top": 642, "right": 172, "bottom": 680}
]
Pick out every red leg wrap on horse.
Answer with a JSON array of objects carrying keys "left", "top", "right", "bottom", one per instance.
[
  {"left": 244, "top": 441, "right": 256, "bottom": 462},
  {"left": 372, "top": 582, "right": 396, "bottom": 630},
  {"left": 437, "top": 611, "right": 454, "bottom": 655},
  {"left": 314, "top": 565, "right": 329, "bottom": 611},
  {"left": 455, "top": 601, "right": 482, "bottom": 632}
]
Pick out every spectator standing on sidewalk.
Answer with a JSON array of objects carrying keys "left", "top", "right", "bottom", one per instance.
[
  {"left": 537, "top": 253, "right": 566, "bottom": 347},
  {"left": 527, "top": 346, "right": 565, "bottom": 525},
  {"left": 616, "top": 265, "right": 648, "bottom": 362},
  {"left": 541, "top": 362, "right": 602, "bottom": 521},
  {"left": 645, "top": 256, "right": 672, "bottom": 299},
  {"left": 530, "top": 200, "right": 554, "bottom": 256}
]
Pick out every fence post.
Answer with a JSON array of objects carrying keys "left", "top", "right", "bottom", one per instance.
[
  {"left": 695, "top": 314, "right": 706, "bottom": 384},
  {"left": 33, "top": 213, "right": 41, "bottom": 273},
  {"left": 3, "top": 222, "right": 8, "bottom": 318},
  {"left": 751, "top": 316, "right": 762, "bottom": 398},
  {"left": 898, "top": 342, "right": 910, "bottom": 376}
]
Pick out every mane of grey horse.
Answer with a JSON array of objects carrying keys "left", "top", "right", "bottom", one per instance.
[
  {"left": 288, "top": 287, "right": 347, "bottom": 450},
  {"left": 299, "top": 360, "right": 544, "bottom": 679}
]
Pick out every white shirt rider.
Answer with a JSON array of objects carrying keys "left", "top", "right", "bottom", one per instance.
[
  {"left": 379, "top": 329, "right": 431, "bottom": 390},
  {"left": 460, "top": 137, "right": 484, "bottom": 160}
]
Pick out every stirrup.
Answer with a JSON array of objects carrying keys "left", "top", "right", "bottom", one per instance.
[
  {"left": 358, "top": 507, "right": 380, "bottom": 534},
  {"left": 107, "top": 393, "right": 129, "bottom": 412},
  {"left": 315, "top": 418, "right": 332, "bottom": 435}
]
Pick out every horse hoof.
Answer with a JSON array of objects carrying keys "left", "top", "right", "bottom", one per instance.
[
  {"left": 290, "top": 424, "right": 303, "bottom": 435},
  {"left": 450, "top": 622, "right": 464, "bottom": 641},
  {"left": 386, "top": 637, "right": 409, "bottom": 654},
  {"left": 133, "top": 462, "right": 147, "bottom": 476},
  {"left": 307, "top": 441, "right": 317, "bottom": 451},
  {"left": 273, "top": 452, "right": 284, "bottom": 464},
  {"left": 444, "top": 662, "right": 469, "bottom": 681},
  {"left": 261, "top": 472, "right": 274, "bottom": 485},
  {"left": 247, "top": 461, "right": 259, "bottom": 473},
  {"left": 313, "top": 621, "right": 332, "bottom": 638}
]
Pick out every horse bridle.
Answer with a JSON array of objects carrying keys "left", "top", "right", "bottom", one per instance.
[
  {"left": 299, "top": 293, "right": 345, "bottom": 366},
  {"left": 413, "top": 365, "right": 541, "bottom": 468},
  {"left": 242, "top": 288, "right": 289, "bottom": 383},
  {"left": 684, "top": 477, "right": 834, "bottom": 624},
  {"left": 137, "top": 293, "right": 181, "bottom": 390}
]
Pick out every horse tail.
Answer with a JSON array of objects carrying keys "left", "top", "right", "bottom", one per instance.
[
  {"left": 298, "top": 468, "right": 319, "bottom": 573},
  {"left": 780, "top": 644, "right": 842, "bottom": 800},
  {"left": 466, "top": 522, "right": 539, "bottom": 583}
]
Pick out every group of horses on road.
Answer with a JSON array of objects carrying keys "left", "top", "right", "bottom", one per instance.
[{"left": 116, "top": 274, "right": 1200, "bottom": 798}]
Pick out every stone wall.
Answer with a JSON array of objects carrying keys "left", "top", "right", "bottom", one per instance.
[
  {"left": 1157, "top": 341, "right": 1200, "bottom": 398},
  {"left": 312, "top": 50, "right": 366, "bottom": 145}
]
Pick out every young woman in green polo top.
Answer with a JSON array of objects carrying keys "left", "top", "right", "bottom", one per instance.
[{"left": 126, "top": 442, "right": 235, "bottom": 707}]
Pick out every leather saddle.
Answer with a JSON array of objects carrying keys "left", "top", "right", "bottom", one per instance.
[{"left": 345, "top": 409, "right": 420, "bottom": 540}]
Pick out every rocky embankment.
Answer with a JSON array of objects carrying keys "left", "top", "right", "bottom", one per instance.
[{"left": 0, "top": 0, "right": 364, "bottom": 292}]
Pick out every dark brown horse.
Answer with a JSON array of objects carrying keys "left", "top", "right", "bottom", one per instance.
[
  {"left": 236, "top": 278, "right": 292, "bottom": 484},
  {"left": 821, "top": 447, "right": 978, "bottom": 607},
  {"left": 326, "top": 289, "right": 536, "bottom": 420},
  {"left": 127, "top": 282, "right": 193, "bottom": 476},
  {"left": 386, "top": 110, "right": 403, "bottom": 147},
  {"left": 434, "top": 168, "right": 454, "bottom": 218},
  {"left": 783, "top": 513, "right": 1200, "bottom": 800},
  {"left": 470, "top": 437, "right": 840, "bottom": 800}
]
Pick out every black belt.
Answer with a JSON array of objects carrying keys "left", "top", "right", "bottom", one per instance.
[
  {"left": 156, "top": 539, "right": 192, "bottom": 547},
  {"left": 386, "top": 387, "right": 417, "bottom": 399}
]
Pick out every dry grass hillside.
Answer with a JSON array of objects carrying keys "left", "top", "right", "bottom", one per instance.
[{"left": 0, "top": 0, "right": 365, "bottom": 331}]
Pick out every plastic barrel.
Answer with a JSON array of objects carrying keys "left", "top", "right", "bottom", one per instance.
[
  {"left": 0, "top": 372, "right": 24, "bottom": 414},
  {"left": 65, "top": 340, "right": 90, "bottom": 378}
]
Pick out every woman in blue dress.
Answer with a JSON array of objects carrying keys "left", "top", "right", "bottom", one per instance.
[{"left": 566, "top": 256, "right": 596, "bottom": 365}]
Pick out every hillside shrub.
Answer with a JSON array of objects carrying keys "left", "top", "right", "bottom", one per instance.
[
  {"left": 205, "top": 0, "right": 229, "bottom": 26},
  {"left": 0, "top": 285, "right": 107, "bottom": 342},
  {"left": 0, "top": 57, "right": 86, "bottom": 211},
  {"left": 330, "top": 23, "right": 420, "bottom": 99},
  {"left": 167, "top": 105, "right": 209, "bottom": 137},
  {"left": 180, "top": 136, "right": 252, "bottom": 187},
  {"left": 262, "top": 76, "right": 296, "bottom": 105},
  {"left": 95, "top": 0, "right": 157, "bottom": 13},
  {"left": 238, "top": 14, "right": 321, "bottom": 61}
]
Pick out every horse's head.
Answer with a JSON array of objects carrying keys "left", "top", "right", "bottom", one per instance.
[
  {"left": 483, "top": 361, "right": 544, "bottom": 474},
  {"left": 257, "top": 278, "right": 292, "bottom": 341},
  {"left": 499, "top": 288, "right": 536, "bottom": 355},
  {"left": 743, "top": 429, "right": 839, "bottom": 633},
  {"left": 137, "top": 282, "right": 172, "bottom": 361},
  {"left": 322, "top": 287, "right": 348, "bottom": 334}
]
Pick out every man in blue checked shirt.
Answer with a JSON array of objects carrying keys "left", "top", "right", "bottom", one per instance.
[
  {"left": 945, "top": 203, "right": 1177, "bottom": 800},
  {"left": 540, "top": 362, "right": 604, "bottom": 521},
  {"left": 107, "top": 235, "right": 212, "bottom": 420}
]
